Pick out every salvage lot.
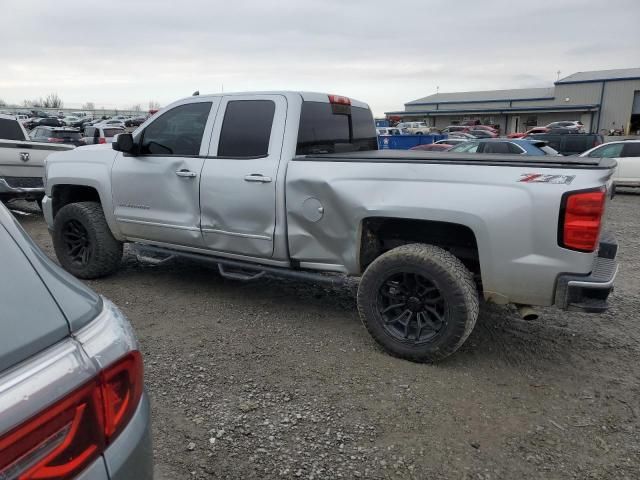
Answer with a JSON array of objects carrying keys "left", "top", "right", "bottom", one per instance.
[{"left": 10, "top": 191, "right": 640, "bottom": 479}]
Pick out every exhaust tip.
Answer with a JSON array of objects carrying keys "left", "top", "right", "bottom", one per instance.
[{"left": 516, "top": 305, "right": 539, "bottom": 321}]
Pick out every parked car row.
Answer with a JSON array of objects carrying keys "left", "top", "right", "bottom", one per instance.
[
  {"left": 410, "top": 138, "right": 560, "bottom": 156},
  {"left": 16, "top": 112, "right": 148, "bottom": 131},
  {"left": 406, "top": 136, "right": 640, "bottom": 191}
]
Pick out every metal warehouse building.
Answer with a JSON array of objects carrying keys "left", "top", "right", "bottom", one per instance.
[{"left": 387, "top": 67, "right": 640, "bottom": 135}]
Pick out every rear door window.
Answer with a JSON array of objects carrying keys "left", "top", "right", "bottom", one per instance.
[
  {"left": 0, "top": 118, "right": 25, "bottom": 141},
  {"left": 621, "top": 142, "right": 640, "bottom": 157},
  {"left": 296, "top": 101, "right": 377, "bottom": 155},
  {"left": 482, "top": 142, "right": 511, "bottom": 154},
  {"left": 217, "top": 100, "right": 275, "bottom": 157}
]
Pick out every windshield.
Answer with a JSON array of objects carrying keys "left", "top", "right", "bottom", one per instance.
[{"left": 296, "top": 101, "right": 377, "bottom": 155}]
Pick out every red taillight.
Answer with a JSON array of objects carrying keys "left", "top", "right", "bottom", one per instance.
[
  {"left": 98, "top": 137, "right": 106, "bottom": 144},
  {"left": 47, "top": 137, "right": 64, "bottom": 143},
  {"left": 0, "top": 352, "right": 142, "bottom": 480},
  {"left": 328, "top": 94, "right": 351, "bottom": 105},
  {"left": 559, "top": 188, "right": 606, "bottom": 252},
  {"left": 101, "top": 351, "right": 143, "bottom": 441},
  {"left": 0, "top": 381, "right": 104, "bottom": 480}
]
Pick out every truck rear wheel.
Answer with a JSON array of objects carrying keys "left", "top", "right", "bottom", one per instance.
[
  {"left": 357, "top": 243, "right": 479, "bottom": 363},
  {"left": 53, "top": 201, "right": 123, "bottom": 279}
]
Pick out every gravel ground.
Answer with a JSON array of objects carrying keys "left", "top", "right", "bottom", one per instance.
[{"left": 10, "top": 191, "right": 640, "bottom": 480}]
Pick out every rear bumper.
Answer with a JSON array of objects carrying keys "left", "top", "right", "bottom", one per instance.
[
  {"left": 0, "top": 177, "right": 44, "bottom": 199},
  {"left": 555, "top": 232, "right": 618, "bottom": 313}
]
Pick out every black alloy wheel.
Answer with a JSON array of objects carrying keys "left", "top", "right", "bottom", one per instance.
[
  {"left": 62, "top": 219, "right": 93, "bottom": 266},
  {"left": 377, "top": 271, "right": 448, "bottom": 344}
]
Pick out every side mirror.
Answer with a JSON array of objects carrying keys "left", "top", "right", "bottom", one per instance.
[{"left": 113, "top": 133, "right": 136, "bottom": 154}]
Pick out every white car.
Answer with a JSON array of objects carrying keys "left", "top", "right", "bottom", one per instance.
[
  {"left": 83, "top": 125, "right": 125, "bottom": 144},
  {"left": 15, "top": 114, "right": 29, "bottom": 124},
  {"left": 95, "top": 119, "right": 126, "bottom": 128},
  {"left": 395, "top": 121, "right": 434, "bottom": 135},
  {"left": 61, "top": 116, "right": 81, "bottom": 126},
  {"left": 580, "top": 140, "right": 640, "bottom": 189},
  {"left": 376, "top": 127, "right": 404, "bottom": 136},
  {"left": 546, "top": 120, "right": 584, "bottom": 131}
]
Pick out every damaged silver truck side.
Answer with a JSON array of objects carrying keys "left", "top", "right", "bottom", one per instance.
[{"left": 42, "top": 92, "right": 618, "bottom": 362}]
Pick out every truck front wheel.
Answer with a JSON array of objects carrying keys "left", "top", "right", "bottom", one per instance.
[
  {"left": 357, "top": 244, "right": 479, "bottom": 363},
  {"left": 53, "top": 201, "right": 123, "bottom": 279}
]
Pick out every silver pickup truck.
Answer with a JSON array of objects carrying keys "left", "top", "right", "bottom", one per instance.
[
  {"left": 0, "top": 114, "right": 73, "bottom": 205},
  {"left": 42, "top": 91, "right": 618, "bottom": 362}
]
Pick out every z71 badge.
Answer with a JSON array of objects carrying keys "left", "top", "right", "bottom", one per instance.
[{"left": 518, "top": 173, "right": 575, "bottom": 184}]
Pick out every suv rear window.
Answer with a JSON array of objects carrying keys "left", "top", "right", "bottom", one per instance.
[
  {"left": 51, "top": 131, "right": 82, "bottom": 140},
  {"left": 296, "top": 101, "right": 377, "bottom": 155},
  {"left": 103, "top": 128, "right": 124, "bottom": 138},
  {"left": 0, "top": 118, "right": 26, "bottom": 141}
]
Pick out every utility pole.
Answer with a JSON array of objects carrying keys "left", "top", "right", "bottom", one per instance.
[{"left": 556, "top": 70, "right": 561, "bottom": 82}]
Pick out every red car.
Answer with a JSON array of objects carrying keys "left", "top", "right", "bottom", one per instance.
[
  {"left": 507, "top": 126, "right": 550, "bottom": 139},
  {"left": 410, "top": 143, "right": 453, "bottom": 151},
  {"left": 471, "top": 125, "right": 498, "bottom": 134}
]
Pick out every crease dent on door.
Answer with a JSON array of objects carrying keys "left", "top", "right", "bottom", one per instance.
[{"left": 199, "top": 95, "right": 286, "bottom": 258}]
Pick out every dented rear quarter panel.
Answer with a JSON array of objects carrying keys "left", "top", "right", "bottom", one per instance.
[{"left": 285, "top": 157, "right": 614, "bottom": 306}]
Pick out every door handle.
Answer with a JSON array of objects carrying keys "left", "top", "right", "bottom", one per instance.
[
  {"left": 244, "top": 174, "right": 272, "bottom": 183},
  {"left": 175, "top": 169, "right": 197, "bottom": 178}
]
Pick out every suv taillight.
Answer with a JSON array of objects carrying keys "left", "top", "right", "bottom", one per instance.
[
  {"left": 0, "top": 351, "right": 143, "bottom": 479},
  {"left": 559, "top": 188, "right": 606, "bottom": 252},
  {"left": 98, "top": 137, "right": 106, "bottom": 144},
  {"left": 101, "top": 352, "right": 143, "bottom": 440}
]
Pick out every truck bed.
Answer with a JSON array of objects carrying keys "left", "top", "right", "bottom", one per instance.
[{"left": 297, "top": 150, "right": 616, "bottom": 169}]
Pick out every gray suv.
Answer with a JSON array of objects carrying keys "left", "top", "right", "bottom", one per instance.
[{"left": 0, "top": 203, "right": 152, "bottom": 479}]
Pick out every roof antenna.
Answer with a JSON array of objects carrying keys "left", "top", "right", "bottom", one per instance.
[{"left": 192, "top": 90, "right": 200, "bottom": 96}]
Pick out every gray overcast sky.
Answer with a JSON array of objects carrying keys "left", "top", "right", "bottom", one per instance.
[{"left": 2, "top": 0, "right": 639, "bottom": 115}]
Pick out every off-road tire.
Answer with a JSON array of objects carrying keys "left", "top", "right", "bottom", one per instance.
[
  {"left": 53, "top": 201, "right": 123, "bottom": 279},
  {"left": 357, "top": 243, "right": 479, "bottom": 363}
]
